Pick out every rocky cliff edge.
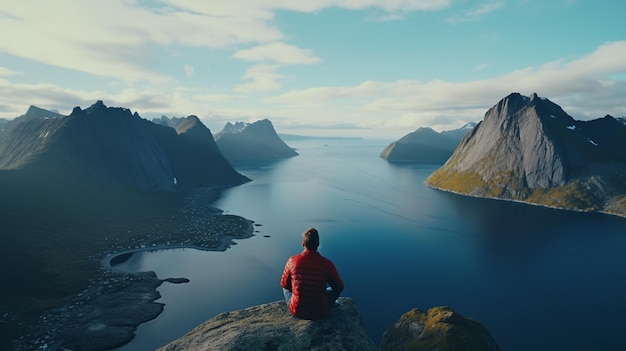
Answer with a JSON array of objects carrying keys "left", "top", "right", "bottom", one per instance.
[
  {"left": 157, "top": 297, "right": 378, "bottom": 351},
  {"left": 157, "top": 298, "right": 502, "bottom": 351}
]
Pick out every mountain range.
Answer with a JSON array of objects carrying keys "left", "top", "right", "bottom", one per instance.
[
  {"left": 213, "top": 119, "right": 298, "bottom": 162},
  {"left": 2, "top": 101, "right": 247, "bottom": 188},
  {"left": 0, "top": 101, "right": 250, "bottom": 222},
  {"left": 380, "top": 123, "right": 476, "bottom": 162},
  {"left": 425, "top": 93, "right": 626, "bottom": 217}
]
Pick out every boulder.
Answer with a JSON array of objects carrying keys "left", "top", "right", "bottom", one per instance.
[
  {"left": 380, "top": 306, "right": 503, "bottom": 351},
  {"left": 157, "top": 297, "right": 377, "bottom": 351}
]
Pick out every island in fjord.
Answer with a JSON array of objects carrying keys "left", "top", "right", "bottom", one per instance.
[
  {"left": 380, "top": 123, "right": 476, "bottom": 163},
  {"left": 213, "top": 119, "right": 298, "bottom": 162},
  {"left": 425, "top": 92, "right": 626, "bottom": 218}
]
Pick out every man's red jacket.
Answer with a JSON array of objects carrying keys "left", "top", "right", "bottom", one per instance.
[{"left": 281, "top": 249, "right": 344, "bottom": 319}]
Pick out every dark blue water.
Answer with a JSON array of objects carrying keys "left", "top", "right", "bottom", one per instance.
[{"left": 113, "top": 139, "right": 626, "bottom": 351}]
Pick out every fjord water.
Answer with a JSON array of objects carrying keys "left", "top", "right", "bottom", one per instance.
[{"left": 113, "top": 139, "right": 626, "bottom": 351}]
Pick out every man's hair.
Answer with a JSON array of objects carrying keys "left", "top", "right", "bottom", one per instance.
[{"left": 302, "top": 227, "right": 320, "bottom": 250}]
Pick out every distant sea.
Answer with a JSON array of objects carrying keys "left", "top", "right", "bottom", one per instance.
[{"left": 112, "top": 138, "right": 626, "bottom": 351}]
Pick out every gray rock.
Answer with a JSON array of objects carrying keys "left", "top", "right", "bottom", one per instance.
[{"left": 157, "top": 297, "right": 377, "bottom": 351}]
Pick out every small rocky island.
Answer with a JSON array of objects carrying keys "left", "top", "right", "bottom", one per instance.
[{"left": 157, "top": 298, "right": 502, "bottom": 351}]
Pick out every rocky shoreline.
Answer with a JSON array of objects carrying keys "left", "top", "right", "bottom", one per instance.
[{"left": 13, "top": 187, "right": 256, "bottom": 351}]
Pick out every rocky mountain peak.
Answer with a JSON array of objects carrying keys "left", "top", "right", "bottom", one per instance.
[
  {"left": 425, "top": 92, "right": 626, "bottom": 217},
  {"left": 82, "top": 100, "right": 110, "bottom": 115},
  {"left": 152, "top": 115, "right": 214, "bottom": 139},
  {"left": 414, "top": 126, "right": 437, "bottom": 134},
  {"left": 529, "top": 92, "right": 539, "bottom": 101},
  {"left": 173, "top": 116, "right": 205, "bottom": 134},
  {"left": 21, "top": 105, "right": 63, "bottom": 120},
  {"left": 79, "top": 101, "right": 137, "bottom": 122},
  {"left": 92, "top": 99, "right": 106, "bottom": 108},
  {"left": 214, "top": 119, "right": 297, "bottom": 162},
  {"left": 220, "top": 121, "right": 248, "bottom": 135},
  {"left": 1, "top": 101, "right": 249, "bottom": 196},
  {"left": 459, "top": 122, "right": 478, "bottom": 129},
  {"left": 380, "top": 124, "right": 475, "bottom": 163}
]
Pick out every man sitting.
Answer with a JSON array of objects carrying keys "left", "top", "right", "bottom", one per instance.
[{"left": 280, "top": 227, "right": 344, "bottom": 319}]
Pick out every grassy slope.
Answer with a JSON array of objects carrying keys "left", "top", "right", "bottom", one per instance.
[{"left": 425, "top": 161, "right": 626, "bottom": 217}]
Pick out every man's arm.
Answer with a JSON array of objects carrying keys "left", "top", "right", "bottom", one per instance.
[
  {"left": 327, "top": 261, "right": 344, "bottom": 293},
  {"left": 280, "top": 259, "right": 292, "bottom": 290}
]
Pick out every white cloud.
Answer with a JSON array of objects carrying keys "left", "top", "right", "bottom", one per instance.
[
  {"left": 233, "top": 42, "right": 321, "bottom": 65},
  {"left": 0, "top": 78, "right": 106, "bottom": 116},
  {"left": 1, "top": 0, "right": 624, "bottom": 139},
  {"left": 0, "top": 78, "right": 235, "bottom": 121},
  {"left": 0, "top": 1, "right": 283, "bottom": 83},
  {"left": 194, "top": 94, "right": 246, "bottom": 103},
  {"left": 235, "top": 64, "right": 284, "bottom": 92},
  {"left": 265, "top": 41, "right": 626, "bottom": 132},
  {"left": 446, "top": 0, "right": 505, "bottom": 24},
  {"left": 0, "top": 0, "right": 451, "bottom": 85},
  {"left": 3, "top": 41, "right": 625, "bottom": 134},
  {"left": 264, "top": 0, "right": 452, "bottom": 13},
  {"left": 184, "top": 65, "right": 195, "bottom": 78},
  {"left": 0, "top": 67, "right": 21, "bottom": 76}
]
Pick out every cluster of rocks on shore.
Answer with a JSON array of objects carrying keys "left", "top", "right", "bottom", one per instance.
[{"left": 94, "top": 187, "right": 255, "bottom": 257}]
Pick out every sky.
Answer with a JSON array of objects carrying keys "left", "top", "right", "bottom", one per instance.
[{"left": 1, "top": 0, "right": 625, "bottom": 139}]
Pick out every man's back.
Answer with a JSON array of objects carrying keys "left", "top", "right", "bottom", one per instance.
[{"left": 281, "top": 249, "right": 343, "bottom": 319}]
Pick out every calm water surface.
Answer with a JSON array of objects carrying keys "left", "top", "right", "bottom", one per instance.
[{"left": 113, "top": 139, "right": 626, "bottom": 351}]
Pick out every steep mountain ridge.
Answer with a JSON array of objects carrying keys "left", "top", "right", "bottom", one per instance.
[
  {"left": 214, "top": 119, "right": 298, "bottom": 162},
  {"left": 0, "top": 102, "right": 249, "bottom": 198},
  {"left": 426, "top": 93, "right": 626, "bottom": 217},
  {"left": 0, "top": 106, "right": 65, "bottom": 169},
  {"left": 154, "top": 115, "right": 249, "bottom": 187},
  {"left": 214, "top": 121, "right": 248, "bottom": 137},
  {"left": 0, "top": 118, "right": 9, "bottom": 136}
]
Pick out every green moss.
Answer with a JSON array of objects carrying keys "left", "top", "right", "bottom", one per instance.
[
  {"left": 381, "top": 306, "right": 501, "bottom": 351},
  {"left": 526, "top": 183, "right": 600, "bottom": 211},
  {"left": 426, "top": 165, "right": 528, "bottom": 200},
  {"left": 427, "top": 164, "right": 626, "bottom": 217}
]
